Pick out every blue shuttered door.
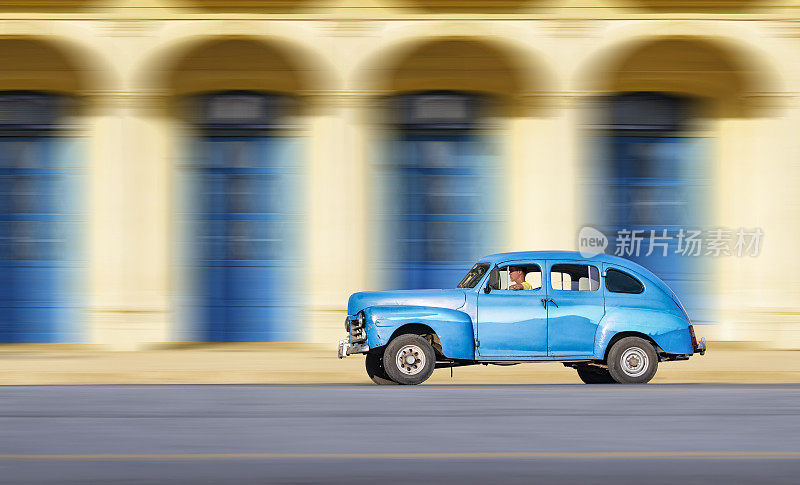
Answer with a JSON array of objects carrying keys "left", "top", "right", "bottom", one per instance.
[
  {"left": 585, "top": 93, "right": 713, "bottom": 323},
  {"left": 606, "top": 136, "right": 711, "bottom": 322},
  {"left": 189, "top": 136, "right": 301, "bottom": 342},
  {"left": 376, "top": 92, "right": 500, "bottom": 290},
  {"left": 183, "top": 93, "right": 301, "bottom": 342},
  {"left": 0, "top": 134, "right": 83, "bottom": 342},
  {"left": 378, "top": 130, "right": 499, "bottom": 290}
]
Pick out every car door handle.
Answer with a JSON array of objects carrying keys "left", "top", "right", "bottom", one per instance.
[{"left": 541, "top": 298, "right": 558, "bottom": 308}]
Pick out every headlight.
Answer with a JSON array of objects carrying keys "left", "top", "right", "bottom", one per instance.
[
  {"left": 358, "top": 311, "right": 365, "bottom": 327},
  {"left": 344, "top": 317, "right": 350, "bottom": 332}
]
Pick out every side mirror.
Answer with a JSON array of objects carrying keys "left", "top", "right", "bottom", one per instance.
[{"left": 484, "top": 285, "right": 491, "bottom": 294}]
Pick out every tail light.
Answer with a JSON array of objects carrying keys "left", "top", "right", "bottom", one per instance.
[{"left": 688, "top": 325, "right": 698, "bottom": 348}]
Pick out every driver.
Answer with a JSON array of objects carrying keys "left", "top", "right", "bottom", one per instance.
[{"left": 508, "top": 265, "right": 533, "bottom": 291}]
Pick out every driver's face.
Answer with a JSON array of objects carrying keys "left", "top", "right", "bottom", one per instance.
[{"left": 509, "top": 267, "right": 523, "bottom": 281}]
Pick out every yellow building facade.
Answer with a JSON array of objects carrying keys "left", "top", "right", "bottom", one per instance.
[{"left": 1, "top": 0, "right": 798, "bottom": 349}]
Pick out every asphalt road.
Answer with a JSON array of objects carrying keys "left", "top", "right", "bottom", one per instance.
[{"left": 1, "top": 384, "right": 799, "bottom": 484}]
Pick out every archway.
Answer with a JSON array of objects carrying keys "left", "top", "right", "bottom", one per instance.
[
  {"left": 579, "top": 36, "right": 773, "bottom": 323},
  {"left": 153, "top": 37, "right": 330, "bottom": 341},
  {"left": 0, "top": 37, "right": 109, "bottom": 342},
  {"left": 360, "top": 37, "right": 545, "bottom": 289}
]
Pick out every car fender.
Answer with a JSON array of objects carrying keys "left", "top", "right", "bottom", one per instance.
[
  {"left": 363, "top": 305, "right": 475, "bottom": 360},
  {"left": 595, "top": 308, "right": 693, "bottom": 357}
]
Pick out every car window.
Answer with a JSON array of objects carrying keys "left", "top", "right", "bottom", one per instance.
[
  {"left": 551, "top": 264, "right": 600, "bottom": 291},
  {"left": 497, "top": 264, "right": 542, "bottom": 290},
  {"left": 457, "top": 263, "right": 489, "bottom": 288},
  {"left": 605, "top": 268, "right": 644, "bottom": 294}
]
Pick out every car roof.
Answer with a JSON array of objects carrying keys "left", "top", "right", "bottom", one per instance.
[{"left": 480, "top": 250, "right": 646, "bottom": 271}]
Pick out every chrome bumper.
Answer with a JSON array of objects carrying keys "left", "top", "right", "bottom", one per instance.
[
  {"left": 694, "top": 337, "right": 707, "bottom": 356},
  {"left": 338, "top": 337, "right": 369, "bottom": 359}
]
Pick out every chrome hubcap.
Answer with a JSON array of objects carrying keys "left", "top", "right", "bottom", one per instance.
[
  {"left": 396, "top": 345, "right": 425, "bottom": 376},
  {"left": 620, "top": 347, "right": 649, "bottom": 377}
]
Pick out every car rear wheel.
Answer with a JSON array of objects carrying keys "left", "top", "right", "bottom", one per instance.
[
  {"left": 575, "top": 366, "right": 616, "bottom": 384},
  {"left": 365, "top": 352, "right": 397, "bottom": 385},
  {"left": 383, "top": 334, "right": 436, "bottom": 385},
  {"left": 607, "top": 337, "right": 658, "bottom": 384}
]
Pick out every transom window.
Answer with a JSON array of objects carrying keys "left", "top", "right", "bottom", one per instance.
[{"left": 551, "top": 264, "right": 600, "bottom": 291}]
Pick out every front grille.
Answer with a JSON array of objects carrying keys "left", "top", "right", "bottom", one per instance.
[{"left": 349, "top": 315, "right": 366, "bottom": 343}]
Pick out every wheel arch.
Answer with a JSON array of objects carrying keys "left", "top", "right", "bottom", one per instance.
[
  {"left": 602, "top": 331, "right": 661, "bottom": 362},
  {"left": 363, "top": 305, "right": 476, "bottom": 360},
  {"left": 595, "top": 308, "right": 694, "bottom": 356},
  {"left": 387, "top": 323, "right": 444, "bottom": 358}
]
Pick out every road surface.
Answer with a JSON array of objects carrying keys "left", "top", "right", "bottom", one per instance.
[{"left": 1, "top": 384, "right": 799, "bottom": 484}]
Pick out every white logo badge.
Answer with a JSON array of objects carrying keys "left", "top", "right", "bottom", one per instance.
[{"left": 578, "top": 226, "right": 608, "bottom": 258}]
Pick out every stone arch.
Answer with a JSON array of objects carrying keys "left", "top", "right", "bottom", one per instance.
[
  {"left": 142, "top": 35, "right": 336, "bottom": 100},
  {"left": 0, "top": 36, "right": 116, "bottom": 108},
  {"left": 357, "top": 35, "right": 554, "bottom": 116},
  {"left": 578, "top": 35, "right": 778, "bottom": 117}
]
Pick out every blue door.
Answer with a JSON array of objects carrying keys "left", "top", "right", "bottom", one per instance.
[
  {"left": 605, "top": 135, "right": 710, "bottom": 321},
  {"left": 0, "top": 93, "right": 83, "bottom": 342},
  {"left": 584, "top": 93, "right": 712, "bottom": 323},
  {"left": 545, "top": 261, "right": 604, "bottom": 357},
  {"left": 183, "top": 92, "right": 301, "bottom": 342},
  {"left": 476, "top": 261, "right": 548, "bottom": 358},
  {"left": 376, "top": 92, "right": 500, "bottom": 290}
]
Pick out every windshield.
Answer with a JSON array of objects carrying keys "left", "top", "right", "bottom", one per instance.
[{"left": 457, "top": 263, "right": 490, "bottom": 288}]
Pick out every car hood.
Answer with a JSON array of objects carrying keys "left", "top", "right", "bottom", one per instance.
[{"left": 347, "top": 289, "right": 468, "bottom": 316}]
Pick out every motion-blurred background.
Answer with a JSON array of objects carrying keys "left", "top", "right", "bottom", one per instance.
[{"left": 0, "top": 0, "right": 797, "bottom": 351}]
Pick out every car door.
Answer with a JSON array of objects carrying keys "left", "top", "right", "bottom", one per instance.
[
  {"left": 545, "top": 260, "right": 605, "bottom": 357},
  {"left": 476, "top": 260, "right": 548, "bottom": 358}
]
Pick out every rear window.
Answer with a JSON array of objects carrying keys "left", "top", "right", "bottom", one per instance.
[
  {"left": 550, "top": 264, "right": 600, "bottom": 291},
  {"left": 605, "top": 268, "right": 644, "bottom": 294}
]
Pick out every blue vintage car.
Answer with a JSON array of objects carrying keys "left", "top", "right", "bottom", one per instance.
[{"left": 339, "top": 251, "right": 706, "bottom": 385}]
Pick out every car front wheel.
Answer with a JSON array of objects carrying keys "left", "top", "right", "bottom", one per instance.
[
  {"left": 365, "top": 352, "right": 397, "bottom": 385},
  {"left": 383, "top": 334, "right": 436, "bottom": 385},
  {"left": 607, "top": 337, "right": 658, "bottom": 384}
]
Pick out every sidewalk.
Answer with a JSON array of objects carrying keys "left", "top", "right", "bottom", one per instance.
[{"left": 0, "top": 342, "right": 797, "bottom": 385}]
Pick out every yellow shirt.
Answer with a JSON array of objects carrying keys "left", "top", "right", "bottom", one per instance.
[{"left": 513, "top": 281, "right": 533, "bottom": 290}]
